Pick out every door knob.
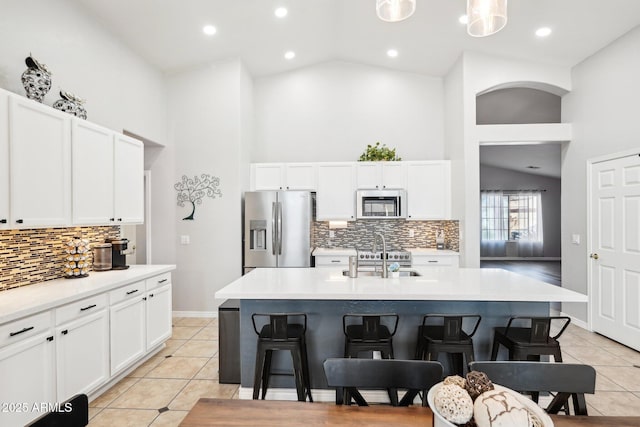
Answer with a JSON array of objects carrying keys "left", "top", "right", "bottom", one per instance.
[{"left": 590, "top": 253, "right": 599, "bottom": 260}]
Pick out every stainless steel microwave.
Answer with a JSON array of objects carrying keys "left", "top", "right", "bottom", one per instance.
[{"left": 356, "top": 189, "right": 407, "bottom": 219}]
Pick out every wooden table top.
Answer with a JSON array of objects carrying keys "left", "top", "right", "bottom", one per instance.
[{"left": 179, "top": 398, "right": 640, "bottom": 427}]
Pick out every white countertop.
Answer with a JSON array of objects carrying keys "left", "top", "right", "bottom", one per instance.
[
  {"left": 0, "top": 265, "right": 176, "bottom": 324},
  {"left": 215, "top": 267, "right": 587, "bottom": 303}
]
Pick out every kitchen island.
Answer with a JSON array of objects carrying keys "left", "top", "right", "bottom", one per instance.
[{"left": 215, "top": 267, "right": 587, "bottom": 400}]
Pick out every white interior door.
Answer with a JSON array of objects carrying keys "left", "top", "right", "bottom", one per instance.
[{"left": 590, "top": 153, "right": 640, "bottom": 350}]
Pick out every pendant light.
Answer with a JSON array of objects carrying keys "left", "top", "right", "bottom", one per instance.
[
  {"left": 467, "top": 0, "right": 507, "bottom": 37},
  {"left": 376, "top": 0, "right": 416, "bottom": 23}
]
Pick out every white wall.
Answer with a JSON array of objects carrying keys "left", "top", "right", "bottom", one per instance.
[
  {"left": 253, "top": 61, "right": 444, "bottom": 162},
  {"left": 166, "top": 59, "right": 250, "bottom": 313},
  {"left": 561, "top": 26, "right": 640, "bottom": 322}
]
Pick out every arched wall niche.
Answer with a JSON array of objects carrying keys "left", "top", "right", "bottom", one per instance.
[{"left": 476, "top": 81, "right": 570, "bottom": 125}]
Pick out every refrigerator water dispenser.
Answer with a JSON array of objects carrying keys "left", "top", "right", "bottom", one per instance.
[{"left": 249, "top": 220, "right": 267, "bottom": 250}]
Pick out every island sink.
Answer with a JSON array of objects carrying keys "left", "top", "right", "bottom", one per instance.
[{"left": 342, "top": 269, "right": 421, "bottom": 277}]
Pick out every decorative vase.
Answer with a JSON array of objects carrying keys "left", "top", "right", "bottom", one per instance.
[
  {"left": 21, "top": 55, "right": 52, "bottom": 103},
  {"left": 53, "top": 90, "right": 87, "bottom": 119}
]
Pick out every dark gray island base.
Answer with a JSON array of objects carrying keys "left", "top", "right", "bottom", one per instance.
[{"left": 239, "top": 299, "right": 550, "bottom": 390}]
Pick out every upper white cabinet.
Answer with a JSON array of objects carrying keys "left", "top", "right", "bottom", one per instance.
[
  {"left": 356, "top": 162, "right": 406, "bottom": 190},
  {"left": 9, "top": 95, "right": 71, "bottom": 228},
  {"left": 406, "top": 161, "right": 451, "bottom": 220},
  {"left": 114, "top": 134, "right": 144, "bottom": 224},
  {"left": 0, "top": 91, "right": 8, "bottom": 229},
  {"left": 316, "top": 163, "right": 356, "bottom": 220},
  {"left": 251, "top": 163, "right": 316, "bottom": 191},
  {"left": 72, "top": 120, "right": 115, "bottom": 225}
]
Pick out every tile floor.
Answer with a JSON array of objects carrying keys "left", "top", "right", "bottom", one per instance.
[{"left": 88, "top": 316, "right": 640, "bottom": 426}]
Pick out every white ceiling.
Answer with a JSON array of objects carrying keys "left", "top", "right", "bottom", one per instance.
[
  {"left": 72, "top": 0, "right": 640, "bottom": 77},
  {"left": 480, "top": 144, "right": 562, "bottom": 178}
]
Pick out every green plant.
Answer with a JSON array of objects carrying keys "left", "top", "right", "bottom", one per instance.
[{"left": 358, "top": 142, "right": 401, "bottom": 161}]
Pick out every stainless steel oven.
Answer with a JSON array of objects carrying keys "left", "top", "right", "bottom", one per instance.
[{"left": 356, "top": 189, "right": 407, "bottom": 219}]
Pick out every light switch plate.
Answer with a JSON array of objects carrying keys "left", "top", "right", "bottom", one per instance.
[
  {"left": 409, "top": 229, "right": 415, "bottom": 238},
  {"left": 571, "top": 234, "right": 580, "bottom": 245},
  {"left": 180, "top": 235, "right": 190, "bottom": 245}
]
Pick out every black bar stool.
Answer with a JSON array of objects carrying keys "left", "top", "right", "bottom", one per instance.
[
  {"left": 491, "top": 316, "right": 571, "bottom": 362},
  {"left": 252, "top": 313, "right": 313, "bottom": 402},
  {"left": 415, "top": 314, "right": 481, "bottom": 376},
  {"left": 343, "top": 313, "right": 399, "bottom": 359}
]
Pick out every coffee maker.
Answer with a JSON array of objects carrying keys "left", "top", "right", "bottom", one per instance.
[{"left": 105, "top": 238, "right": 130, "bottom": 270}]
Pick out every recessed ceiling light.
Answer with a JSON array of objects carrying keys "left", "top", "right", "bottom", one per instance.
[
  {"left": 275, "top": 7, "right": 288, "bottom": 18},
  {"left": 387, "top": 49, "right": 399, "bottom": 58},
  {"left": 535, "top": 27, "right": 552, "bottom": 37},
  {"left": 458, "top": 15, "right": 469, "bottom": 25},
  {"left": 284, "top": 51, "right": 295, "bottom": 60},
  {"left": 202, "top": 25, "right": 217, "bottom": 36}
]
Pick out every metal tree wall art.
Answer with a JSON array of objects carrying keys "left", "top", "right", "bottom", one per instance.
[{"left": 174, "top": 174, "right": 222, "bottom": 220}]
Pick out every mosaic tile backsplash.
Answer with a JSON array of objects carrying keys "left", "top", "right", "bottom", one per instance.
[
  {"left": 0, "top": 226, "right": 120, "bottom": 291},
  {"left": 313, "top": 220, "right": 459, "bottom": 251}
]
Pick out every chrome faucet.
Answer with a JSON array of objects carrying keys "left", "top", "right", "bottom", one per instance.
[{"left": 372, "top": 233, "right": 388, "bottom": 278}]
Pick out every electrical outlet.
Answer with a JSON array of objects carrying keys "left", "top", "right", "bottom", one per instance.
[
  {"left": 409, "top": 229, "right": 415, "bottom": 238},
  {"left": 180, "top": 235, "right": 190, "bottom": 245},
  {"left": 329, "top": 230, "right": 335, "bottom": 238}
]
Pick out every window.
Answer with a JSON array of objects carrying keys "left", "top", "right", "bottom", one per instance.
[{"left": 481, "top": 191, "right": 543, "bottom": 242}]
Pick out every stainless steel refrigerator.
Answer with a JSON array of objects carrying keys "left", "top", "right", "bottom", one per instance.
[{"left": 243, "top": 191, "right": 313, "bottom": 273}]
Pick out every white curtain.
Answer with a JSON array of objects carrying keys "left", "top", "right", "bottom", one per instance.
[{"left": 481, "top": 191, "right": 544, "bottom": 257}]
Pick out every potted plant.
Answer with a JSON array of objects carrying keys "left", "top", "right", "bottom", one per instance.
[{"left": 358, "top": 142, "right": 401, "bottom": 161}]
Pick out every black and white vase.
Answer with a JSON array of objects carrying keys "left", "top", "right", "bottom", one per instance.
[
  {"left": 53, "top": 90, "right": 87, "bottom": 120},
  {"left": 21, "top": 55, "right": 52, "bottom": 103}
]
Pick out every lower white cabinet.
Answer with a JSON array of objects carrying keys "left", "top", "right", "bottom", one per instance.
[
  {"left": 146, "top": 282, "right": 172, "bottom": 349},
  {"left": 411, "top": 254, "right": 459, "bottom": 267},
  {"left": 314, "top": 255, "right": 351, "bottom": 267},
  {"left": 0, "top": 331, "right": 56, "bottom": 426},
  {"left": 56, "top": 309, "right": 110, "bottom": 401},
  {"left": 110, "top": 284, "right": 146, "bottom": 376}
]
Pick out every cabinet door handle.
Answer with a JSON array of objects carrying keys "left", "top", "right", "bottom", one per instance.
[
  {"left": 158, "top": 279, "right": 168, "bottom": 284},
  {"left": 143, "top": 297, "right": 147, "bottom": 301},
  {"left": 16, "top": 219, "right": 24, "bottom": 224},
  {"left": 117, "top": 218, "right": 123, "bottom": 222},
  {"left": 47, "top": 336, "right": 54, "bottom": 342},
  {"left": 331, "top": 260, "right": 340, "bottom": 263},
  {"left": 0, "top": 219, "right": 6, "bottom": 224},
  {"left": 109, "top": 218, "right": 115, "bottom": 222},
  {"left": 9, "top": 326, "right": 34, "bottom": 337},
  {"left": 428, "top": 260, "right": 438, "bottom": 263},
  {"left": 80, "top": 304, "right": 97, "bottom": 311},
  {"left": 149, "top": 293, "right": 154, "bottom": 298},
  {"left": 126, "top": 289, "right": 139, "bottom": 295},
  {"left": 61, "top": 330, "right": 68, "bottom": 335}
]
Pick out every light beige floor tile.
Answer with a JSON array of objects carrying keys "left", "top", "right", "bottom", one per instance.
[
  {"left": 127, "top": 356, "right": 165, "bottom": 378},
  {"left": 563, "top": 346, "right": 631, "bottom": 366},
  {"left": 149, "top": 410, "right": 189, "bottom": 426},
  {"left": 558, "top": 333, "right": 591, "bottom": 348},
  {"left": 194, "top": 358, "right": 219, "bottom": 380},
  {"left": 604, "top": 344, "right": 640, "bottom": 365},
  {"left": 171, "top": 326, "right": 203, "bottom": 340},
  {"left": 146, "top": 356, "right": 209, "bottom": 379},
  {"left": 586, "top": 391, "right": 640, "bottom": 416},
  {"left": 88, "top": 407, "right": 102, "bottom": 420},
  {"left": 88, "top": 408, "right": 159, "bottom": 426},
  {"left": 176, "top": 317, "right": 213, "bottom": 327},
  {"left": 595, "top": 366, "right": 640, "bottom": 391},
  {"left": 596, "top": 372, "right": 626, "bottom": 391},
  {"left": 157, "top": 339, "right": 187, "bottom": 357},
  {"left": 555, "top": 353, "right": 580, "bottom": 364},
  {"left": 108, "top": 378, "right": 188, "bottom": 409},
  {"left": 171, "top": 317, "right": 189, "bottom": 326},
  {"left": 586, "top": 404, "right": 602, "bottom": 416},
  {"left": 173, "top": 340, "right": 218, "bottom": 358},
  {"left": 169, "top": 380, "right": 239, "bottom": 410},
  {"left": 90, "top": 377, "right": 139, "bottom": 408},
  {"left": 191, "top": 326, "right": 218, "bottom": 340}
]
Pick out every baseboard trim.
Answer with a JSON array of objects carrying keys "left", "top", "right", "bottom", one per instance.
[
  {"left": 172, "top": 311, "right": 217, "bottom": 318},
  {"left": 550, "top": 308, "right": 589, "bottom": 331},
  {"left": 238, "top": 387, "right": 398, "bottom": 403},
  {"left": 481, "top": 257, "right": 561, "bottom": 261}
]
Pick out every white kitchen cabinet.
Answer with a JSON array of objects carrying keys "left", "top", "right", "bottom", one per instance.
[
  {"left": 114, "top": 134, "right": 144, "bottom": 224},
  {"left": 412, "top": 254, "right": 459, "bottom": 267},
  {"left": 251, "top": 163, "right": 316, "bottom": 191},
  {"left": 110, "top": 282, "right": 146, "bottom": 376},
  {"left": 0, "top": 312, "right": 55, "bottom": 427},
  {"left": 8, "top": 95, "right": 71, "bottom": 228},
  {"left": 55, "top": 294, "right": 109, "bottom": 401},
  {"left": 316, "top": 163, "right": 356, "bottom": 220},
  {"left": 146, "top": 281, "right": 172, "bottom": 350},
  {"left": 356, "top": 162, "right": 406, "bottom": 189},
  {"left": 405, "top": 161, "right": 451, "bottom": 220},
  {"left": 0, "top": 91, "right": 8, "bottom": 229},
  {"left": 71, "top": 119, "right": 115, "bottom": 225},
  {"left": 314, "top": 255, "right": 351, "bottom": 267}
]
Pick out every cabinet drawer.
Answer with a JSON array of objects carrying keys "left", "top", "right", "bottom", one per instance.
[
  {"left": 109, "top": 281, "right": 145, "bottom": 305},
  {"left": 315, "top": 256, "right": 350, "bottom": 266},
  {"left": 146, "top": 272, "right": 171, "bottom": 291},
  {"left": 412, "top": 256, "right": 454, "bottom": 266},
  {"left": 0, "top": 311, "right": 52, "bottom": 348},
  {"left": 55, "top": 293, "right": 108, "bottom": 325}
]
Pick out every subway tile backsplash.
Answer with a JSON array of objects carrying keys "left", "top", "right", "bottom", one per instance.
[
  {"left": 312, "top": 220, "right": 459, "bottom": 251},
  {"left": 0, "top": 226, "right": 120, "bottom": 291}
]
